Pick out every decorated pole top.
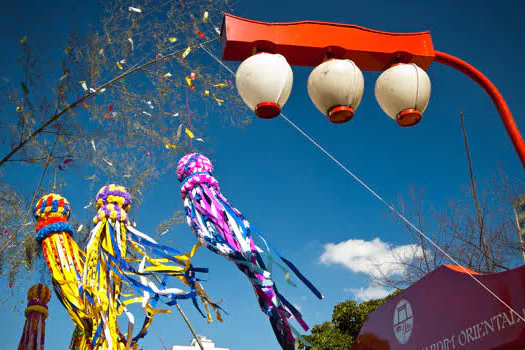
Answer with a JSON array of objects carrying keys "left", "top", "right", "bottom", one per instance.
[
  {"left": 220, "top": 13, "right": 435, "bottom": 71},
  {"left": 26, "top": 283, "right": 52, "bottom": 311},
  {"left": 18, "top": 284, "right": 51, "bottom": 350}
]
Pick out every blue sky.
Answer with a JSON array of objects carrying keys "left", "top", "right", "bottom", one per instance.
[{"left": 1, "top": 0, "right": 525, "bottom": 349}]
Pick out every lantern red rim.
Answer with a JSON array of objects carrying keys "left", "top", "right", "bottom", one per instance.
[
  {"left": 255, "top": 102, "right": 281, "bottom": 119},
  {"left": 328, "top": 105, "right": 354, "bottom": 124},
  {"left": 396, "top": 108, "right": 422, "bottom": 127}
]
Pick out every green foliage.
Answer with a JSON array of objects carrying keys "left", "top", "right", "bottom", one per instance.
[
  {"left": 298, "top": 290, "right": 400, "bottom": 350},
  {"left": 299, "top": 321, "right": 354, "bottom": 350}
]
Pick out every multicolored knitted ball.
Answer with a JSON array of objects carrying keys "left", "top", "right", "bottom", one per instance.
[
  {"left": 33, "top": 194, "right": 73, "bottom": 244},
  {"left": 33, "top": 194, "right": 70, "bottom": 222},
  {"left": 176, "top": 153, "right": 214, "bottom": 181},
  {"left": 93, "top": 184, "right": 132, "bottom": 224},
  {"left": 176, "top": 153, "right": 219, "bottom": 199}
]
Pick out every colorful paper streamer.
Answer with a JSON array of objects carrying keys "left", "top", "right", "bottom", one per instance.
[{"left": 177, "top": 154, "right": 323, "bottom": 350}]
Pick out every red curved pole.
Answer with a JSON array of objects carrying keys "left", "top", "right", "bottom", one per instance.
[{"left": 434, "top": 51, "right": 525, "bottom": 171}]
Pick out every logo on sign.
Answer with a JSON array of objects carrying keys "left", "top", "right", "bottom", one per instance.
[{"left": 393, "top": 299, "right": 413, "bottom": 344}]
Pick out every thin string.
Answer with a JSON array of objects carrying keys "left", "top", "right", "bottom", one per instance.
[
  {"left": 199, "top": 44, "right": 525, "bottom": 321},
  {"left": 200, "top": 45, "right": 235, "bottom": 75},
  {"left": 151, "top": 328, "right": 168, "bottom": 350},
  {"left": 280, "top": 112, "right": 525, "bottom": 321}
]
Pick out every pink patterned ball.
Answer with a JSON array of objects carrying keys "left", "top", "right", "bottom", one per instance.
[{"left": 177, "top": 153, "right": 214, "bottom": 182}]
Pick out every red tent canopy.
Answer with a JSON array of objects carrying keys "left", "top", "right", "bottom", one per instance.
[{"left": 352, "top": 265, "right": 525, "bottom": 349}]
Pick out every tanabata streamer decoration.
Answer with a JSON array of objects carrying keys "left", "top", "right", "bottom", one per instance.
[
  {"left": 33, "top": 194, "right": 92, "bottom": 349},
  {"left": 18, "top": 284, "right": 51, "bottom": 350},
  {"left": 83, "top": 184, "right": 223, "bottom": 349},
  {"left": 34, "top": 190, "right": 221, "bottom": 349},
  {"left": 177, "top": 153, "right": 323, "bottom": 350}
]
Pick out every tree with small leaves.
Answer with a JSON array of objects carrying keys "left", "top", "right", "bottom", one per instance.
[
  {"left": 0, "top": 0, "right": 248, "bottom": 305},
  {"left": 370, "top": 113, "right": 525, "bottom": 290},
  {"left": 298, "top": 291, "right": 401, "bottom": 350}
]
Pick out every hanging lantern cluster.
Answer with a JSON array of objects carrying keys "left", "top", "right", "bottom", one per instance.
[{"left": 235, "top": 51, "right": 431, "bottom": 127}]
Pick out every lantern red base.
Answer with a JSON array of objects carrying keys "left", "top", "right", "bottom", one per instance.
[
  {"left": 328, "top": 105, "right": 354, "bottom": 124},
  {"left": 255, "top": 102, "right": 281, "bottom": 119},
  {"left": 396, "top": 108, "right": 421, "bottom": 127}
]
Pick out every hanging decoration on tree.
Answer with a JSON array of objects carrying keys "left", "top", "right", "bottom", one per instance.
[
  {"left": 83, "top": 184, "right": 223, "bottom": 349},
  {"left": 33, "top": 189, "right": 222, "bottom": 350},
  {"left": 18, "top": 284, "right": 52, "bottom": 350},
  {"left": 177, "top": 153, "right": 323, "bottom": 350},
  {"left": 33, "top": 194, "right": 93, "bottom": 349}
]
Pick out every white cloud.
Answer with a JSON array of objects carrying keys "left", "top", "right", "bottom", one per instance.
[
  {"left": 320, "top": 237, "right": 423, "bottom": 279},
  {"left": 345, "top": 285, "right": 390, "bottom": 301}
]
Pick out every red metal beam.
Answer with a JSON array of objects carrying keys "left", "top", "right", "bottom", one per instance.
[
  {"left": 434, "top": 51, "right": 525, "bottom": 170},
  {"left": 221, "top": 14, "right": 435, "bottom": 71}
]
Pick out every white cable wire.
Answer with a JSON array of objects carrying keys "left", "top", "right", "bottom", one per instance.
[
  {"left": 280, "top": 113, "right": 524, "bottom": 320},
  {"left": 199, "top": 45, "right": 525, "bottom": 321},
  {"left": 200, "top": 44, "right": 236, "bottom": 75}
]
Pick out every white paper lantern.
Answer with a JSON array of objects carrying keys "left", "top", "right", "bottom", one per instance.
[
  {"left": 375, "top": 63, "right": 431, "bottom": 127},
  {"left": 235, "top": 52, "right": 293, "bottom": 119},
  {"left": 307, "top": 59, "right": 364, "bottom": 123}
]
